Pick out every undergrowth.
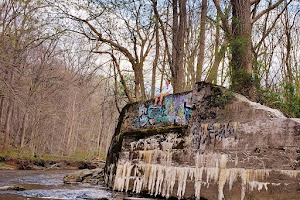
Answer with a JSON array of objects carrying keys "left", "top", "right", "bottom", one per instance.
[{"left": 255, "top": 83, "right": 300, "bottom": 118}]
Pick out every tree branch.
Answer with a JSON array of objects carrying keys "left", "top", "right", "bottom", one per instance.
[
  {"left": 92, "top": 51, "right": 133, "bottom": 103},
  {"left": 252, "top": 0, "right": 285, "bottom": 24}
]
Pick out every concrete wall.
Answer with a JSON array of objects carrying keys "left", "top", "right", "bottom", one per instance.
[{"left": 105, "top": 82, "right": 300, "bottom": 200}]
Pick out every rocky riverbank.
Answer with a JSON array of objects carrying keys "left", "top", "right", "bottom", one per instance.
[{"left": 0, "top": 156, "right": 104, "bottom": 170}]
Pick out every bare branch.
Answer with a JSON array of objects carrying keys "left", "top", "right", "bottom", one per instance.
[{"left": 252, "top": 0, "right": 285, "bottom": 24}]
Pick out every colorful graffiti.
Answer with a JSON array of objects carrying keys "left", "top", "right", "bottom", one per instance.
[
  {"left": 191, "top": 122, "right": 238, "bottom": 149},
  {"left": 133, "top": 94, "right": 192, "bottom": 128}
]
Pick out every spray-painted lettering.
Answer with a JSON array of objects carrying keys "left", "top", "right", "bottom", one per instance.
[
  {"left": 134, "top": 94, "right": 192, "bottom": 128},
  {"left": 191, "top": 122, "right": 238, "bottom": 149}
]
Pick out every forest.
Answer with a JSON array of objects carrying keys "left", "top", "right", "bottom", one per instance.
[{"left": 0, "top": 0, "right": 299, "bottom": 161}]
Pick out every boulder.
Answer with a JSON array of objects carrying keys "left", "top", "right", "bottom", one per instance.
[
  {"left": 63, "top": 168, "right": 104, "bottom": 184},
  {"left": 0, "top": 186, "right": 25, "bottom": 191}
]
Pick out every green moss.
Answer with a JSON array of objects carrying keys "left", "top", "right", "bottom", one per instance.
[
  {"left": 121, "top": 125, "right": 187, "bottom": 138},
  {"left": 214, "top": 88, "right": 234, "bottom": 108},
  {"left": 0, "top": 162, "right": 14, "bottom": 169}
]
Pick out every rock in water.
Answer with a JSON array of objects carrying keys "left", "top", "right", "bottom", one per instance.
[
  {"left": 63, "top": 168, "right": 104, "bottom": 184},
  {"left": 0, "top": 186, "right": 25, "bottom": 191}
]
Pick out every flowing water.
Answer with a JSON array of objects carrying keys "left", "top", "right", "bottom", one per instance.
[{"left": 0, "top": 170, "right": 159, "bottom": 200}]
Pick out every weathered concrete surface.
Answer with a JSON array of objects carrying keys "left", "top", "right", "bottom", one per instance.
[{"left": 105, "top": 82, "right": 300, "bottom": 200}]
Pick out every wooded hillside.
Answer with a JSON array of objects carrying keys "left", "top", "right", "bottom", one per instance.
[{"left": 0, "top": 0, "right": 299, "bottom": 160}]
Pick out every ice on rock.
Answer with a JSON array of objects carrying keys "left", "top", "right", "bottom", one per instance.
[
  {"left": 191, "top": 167, "right": 204, "bottom": 200},
  {"left": 113, "top": 162, "right": 133, "bottom": 192},
  {"left": 176, "top": 167, "right": 189, "bottom": 198},
  {"left": 248, "top": 181, "right": 269, "bottom": 191},
  {"left": 280, "top": 170, "right": 300, "bottom": 178},
  {"left": 112, "top": 153, "right": 297, "bottom": 200}
]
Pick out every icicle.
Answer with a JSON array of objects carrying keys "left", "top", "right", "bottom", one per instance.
[
  {"left": 228, "top": 168, "right": 239, "bottom": 191},
  {"left": 162, "top": 166, "right": 177, "bottom": 198},
  {"left": 206, "top": 167, "right": 219, "bottom": 184},
  {"left": 113, "top": 163, "right": 125, "bottom": 191},
  {"left": 176, "top": 167, "right": 189, "bottom": 199},
  {"left": 148, "top": 165, "right": 157, "bottom": 195},
  {"left": 193, "top": 167, "right": 204, "bottom": 200},
  {"left": 133, "top": 165, "right": 144, "bottom": 193},
  {"left": 218, "top": 169, "right": 229, "bottom": 200},
  {"left": 240, "top": 168, "right": 247, "bottom": 200},
  {"left": 124, "top": 163, "right": 134, "bottom": 192},
  {"left": 280, "top": 170, "right": 300, "bottom": 178},
  {"left": 155, "top": 165, "right": 164, "bottom": 196},
  {"left": 112, "top": 160, "right": 296, "bottom": 200}
]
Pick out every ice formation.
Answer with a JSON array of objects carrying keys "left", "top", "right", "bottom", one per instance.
[
  {"left": 280, "top": 170, "right": 299, "bottom": 178},
  {"left": 111, "top": 150, "right": 300, "bottom": 200}
]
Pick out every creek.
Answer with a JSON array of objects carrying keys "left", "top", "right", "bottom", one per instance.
[{"left": 0, "top": 170, "right": 159, "bottom": 200}]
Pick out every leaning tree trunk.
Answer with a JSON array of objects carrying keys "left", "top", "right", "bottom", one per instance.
[
  {"left": 207, "top": 16, "right": 228, "bottom": 85},
  {"left": 230, "top": 0, "right": 252, "bottom": 97}
]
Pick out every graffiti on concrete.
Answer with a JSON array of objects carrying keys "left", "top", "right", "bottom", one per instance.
[
  {"left": 133, "top": 94, "right": 192, "bottom": 128},
  {"left": 191, "top": 122, "right": 238, "bottom": 149}
]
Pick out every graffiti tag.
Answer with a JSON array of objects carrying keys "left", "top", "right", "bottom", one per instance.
[
  {"left": 191, "top": 122, "right": 238, "bottom": 149},
  {"left": 133, "top": 94, "right": 192, "bottom": 128}
]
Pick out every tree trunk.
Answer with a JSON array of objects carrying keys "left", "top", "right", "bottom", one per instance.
[
  {"left": 134, "top": 68, "right": 141, "bottom": 101},
  {"left": 172, "top": 0, "right": 179, "bottom": 91},
  {"left": 196, "top": 0, "right": 208, "bottom": 82},
  {"left": 151, "top": 18, "right": 160, "bottom": 99},
  {"left": 20, "top": 111, "right": 28, "bottom": 148},
  {"left": 177, "top": 0, "right": 186, "bottom": 92},
  {"left": 230, "top": 0, "right": 252, "bottom": 97},
  {"left": 172, "top": 0, "right": 186, "bottom": 93},
  {"left": 0, "top": 96, "right": 4, "bottom": 132},
  {"left": 284, "top": 4, "right": 292, "bottom": 84},
  {"left": 66, "top": 91, "right": 77, "bottom": 155},
  {"left": 111, "top": 54, "right": 133, "bottom": 103},
  {"left": 160, "top": 48, "right": 167, "bottom": 92},
  {"left": 2, "top": 101, "right": 13, "bottom": 151},
  {"left": 97, "top": 89, "right": 106, "bottom": 155},
  {"left": 138, "top": 63, "right": 146, "bottom": 101},
  {"left": 207, "top": 26, "right": 228, "bottom": 84},
  {"left": 207, "top": 14, "right": 221, "bottom": 84}
]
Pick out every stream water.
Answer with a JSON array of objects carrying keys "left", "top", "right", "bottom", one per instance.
[{"left": 0, "top": 170, "right": 159, "bottom": 200}]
